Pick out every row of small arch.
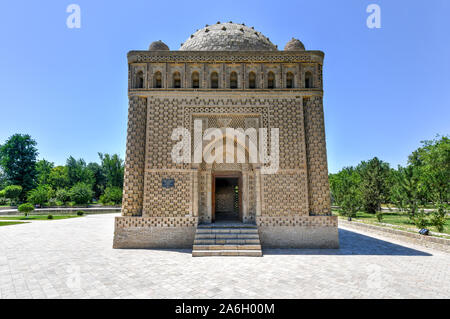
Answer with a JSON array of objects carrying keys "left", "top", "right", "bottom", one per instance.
[{"left": 134, "top": 71, "right": 314, "bottom": 89}]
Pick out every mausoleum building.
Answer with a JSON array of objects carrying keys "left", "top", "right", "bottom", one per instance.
[{"left": 113, "top": 22, "right": 339, "bottom": 256}]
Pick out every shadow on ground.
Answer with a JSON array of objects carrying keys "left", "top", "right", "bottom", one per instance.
[
  {"left": 263, "top": 228, "right": 432, "bottom": 256},
  {"left": 118, "top": 229, "right": 432, "bottom": 256}
]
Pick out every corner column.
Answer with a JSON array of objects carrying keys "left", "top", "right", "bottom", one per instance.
[
  {"left": 303, "top": 96, "right": 331, "bottom": 216},
  {"left": 192, "top": 166, "right": 199, "bottom": 218},
  {"left": 255, "top": 167, "right": 262, "bottom": 217},
  {"left": 121, "top": 95, "right": 147, "bottom": 216},
  {"left": 242, "top": 169, "right": 249, "bottom": 222},
  {"left": 205, "top": 164, "right": 213, "bottom": 223}
]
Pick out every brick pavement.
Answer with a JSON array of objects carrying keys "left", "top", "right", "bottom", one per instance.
[{"left": 0, "top": 214, "right": 448, "bottom": 299}]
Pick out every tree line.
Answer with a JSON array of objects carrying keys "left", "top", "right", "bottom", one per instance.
[
  {"left": 0, "top": 134, "right": 124, "bottom": 207},
  {"left": 329, "top": 135, "right": 449, "bottom": 232}
]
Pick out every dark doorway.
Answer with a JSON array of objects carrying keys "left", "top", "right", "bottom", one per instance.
[{"left": 213, "top": 175, "right": 241, "bottom": 222}]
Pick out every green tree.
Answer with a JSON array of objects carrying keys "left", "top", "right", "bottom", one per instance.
[
  {"left": 430, "top": 204, "right": 448, "bottom": 233},
  {"left": 55, "top": 188, "right": 70, "bottom": 204},
  {"left": 391, "top": 165, "right": 421, "bottom": 218},
  {"left": 3, "top": 185, "right": 23, "bottom": 205},
  {"left": 69, "top": 182, "right": 93, "bottom": 205},
  {"left": 87, "top": 162, "right": 106, "bottom": 199},
  {"left": 0, "top": 134, "right": 38, "bottom": 198},
  {"left": 329, "top": 167, "right": 362, "bottom": 219},
  {"left": 409, "top": 135, "right": 450, "bottom": 205},
  {"left": 0, "top": 168, "right": 6, "bottom": 190},
  {"left": 100, "top": 186, "right": 123, "bottom": 205},
  {"left": 357, "top": 157, "right": 391, "bottom": 214},
  {"left": 36, "top": 159, "right": 54, "bottom": 186},
  {"left": 99, "top": 153, "right": 124, "bottom": 188},
  {"left": 27, "top": 185, "right": 53, "bottom": 206},
  {"left": 48, "top": 166, "right": 70, "bottom": 189},
  {"left": 18, "top": 203, "right": 34, "bottom": 217},
  {"left": 66, "top": 156, "right": 94, "bottom": 187}
]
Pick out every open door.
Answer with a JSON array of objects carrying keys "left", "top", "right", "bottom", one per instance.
[{"left": 212, "top": 172, "right": 241, "bottom": 222}]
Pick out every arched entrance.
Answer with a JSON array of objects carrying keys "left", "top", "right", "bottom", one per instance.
[{"left": 195, "top": 131, "right": 260, "bottom": 224}]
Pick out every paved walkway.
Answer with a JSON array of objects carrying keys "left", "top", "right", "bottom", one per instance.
[
  {"left": 0, "top": 207, "right": 120, "bottom": 216},
  {"left": 0, "top": 214, "right": 449, "bottom": 299}
]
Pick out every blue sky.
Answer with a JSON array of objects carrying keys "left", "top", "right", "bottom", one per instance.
[{"left": 0, "top": 0, "right": 448, "bottom": 173}]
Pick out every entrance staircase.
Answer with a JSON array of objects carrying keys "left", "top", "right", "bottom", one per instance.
[{"left": 192, "top": 223, "right": 262, "bottom": 257}]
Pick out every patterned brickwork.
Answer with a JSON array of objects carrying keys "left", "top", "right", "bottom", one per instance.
[
  {"left": 121, "top": 96, "right": 147, "bottom": 216},
  {"left": 143, "top": 171, "right": 192, "bottom": 217},
  {"left": 198, "top": 172, "right": 209, "bottom": 223},
  {"left": 191, "top": 114, "right": 262, "bottom": 165},
  {"left": 116, "top": 26, "right": 338, "bottom": 249},
  {"left": 122, "top": 94, "right": 330, "bottom": 219},
  {"left": 129, "top": 52, "right": 323, "bottom": 64},
  {"left": 269, "top": 98, "right": 306, "bottom": 169},
  {"left": 256, "top": 215, "right": 337, "bottom": 227},
  {"left": 180, "top": 23, "right": 277, "bottom": 51},
  {"left": 317, "top": 64, "right": 323, "bottom": 89},
  {"left": 261, "top": 171, "right": 309, "bottom": 216},
  {"left": 115, "top": 216, "right": 198, "bottom": 228},
  {"left": 146, "top": 98, "right": 187, "bottom": 169},
  {"left": 248, "top": 173, "right": 256, "bottom": 221},
  {"left": 303, "top": 96, "right": 331, "bottom": 215},
  {"left": 184, "top": 103, "right": 269, "bottom": 129}
]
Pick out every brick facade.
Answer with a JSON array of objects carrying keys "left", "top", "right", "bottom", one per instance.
[{"left": 114, "top": 23, "right": 338, "bottom": 249}]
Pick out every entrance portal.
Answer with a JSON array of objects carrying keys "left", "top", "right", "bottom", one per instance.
[{"left": 212, "top": 174, "right": 241, "bottom": 222}]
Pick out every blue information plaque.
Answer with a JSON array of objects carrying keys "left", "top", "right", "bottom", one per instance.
[{"left": 162, "top": 178, "right": 175, "bottom": 188}]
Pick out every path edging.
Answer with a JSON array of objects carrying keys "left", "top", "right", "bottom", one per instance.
[
  {"left": 339, "top": 219, "right": 450, "bottom": 253},
  {"left": 0, "top": 207, "right": 121, "bottom": 216}
]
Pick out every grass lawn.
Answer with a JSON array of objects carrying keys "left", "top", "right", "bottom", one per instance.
[
  {"left": 0, "top": 215, "right": 83, "bottom": 221},
  {"left": 0, "top": 221, "right": 30, "bottom": 226},
  {"left": 333, "top": 210, "right": 450, "bottom": 235}
]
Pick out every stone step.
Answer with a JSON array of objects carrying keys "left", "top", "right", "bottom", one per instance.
[
  {"left": 195, "top": 235, "right": 259, "bottom": 241},
  {"left": 193, "top": 244, "right": 261, "bottom": 250},
  {"left": 194, "top": 238, "right": 261, "bottom": 245},
  {"left": 195, "top": 233, "right": 259, "bottom": 238},
  {"left": 192, "top": 224, "right": 263, "bottom": 257},
  {"left": 196, "top": 228, "right": 259, "bottom": 234},
  {"left": 197, "top": 224, "right": 257, "bottom": 229},
  {"left": 192, "top": 250, "right": 263, "bottom": 257}
]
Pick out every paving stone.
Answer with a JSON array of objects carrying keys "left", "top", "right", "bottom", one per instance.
[{"left": 0, "top": 213, "right": 448, "bottom": 298}]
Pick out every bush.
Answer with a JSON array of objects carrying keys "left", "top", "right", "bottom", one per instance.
[
  {"left": 27, "top": 185, "right": 53, "bottom": 206},
  {"left": 47, "top": 214, "right": 53, "bottom": 219},
  {"left": 55, "top": 188, "right": 70, "bottom": 204},
  {"left": 412, "top": 210, "right": 428, "bottom": 229},
  {"left": 55, "top": 200, "right": 64, "bottom": 206},
  {"left": 47, "top": 198, "right": 58, "bottom": 207},
  {"left": 76, "top": 210, "right": 84, "bottom": 216},
  {"left": 3, "top": 185, "right": 22, "bottom": 205},
  {"left": 0, "top": 196, "right": 8, "bottom": 205},
  {"left": 18, "top": 203, "right": 34, "bottom": 216},
  {"left": 69, "top": 183, "right": 93, "bottom": 205},
  {"left": 100, "top": 186, "right": 122, "bottom": 205},
  {"left": 430, "top": 204, "right": 447, "bottom": 233},
  {"left": 376, "top": 211, "right": 384, "bottom": 222}
]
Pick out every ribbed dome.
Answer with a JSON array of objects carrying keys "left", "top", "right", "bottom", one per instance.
[
  {"left": 284, "top": 38, "right": 305, "bottom": 51},
  {"left": 149, "top": 40, "right": 169, "bottom": 51},
  {"left": 180, "top": 22, "right": 277, "bottom": 51}
]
